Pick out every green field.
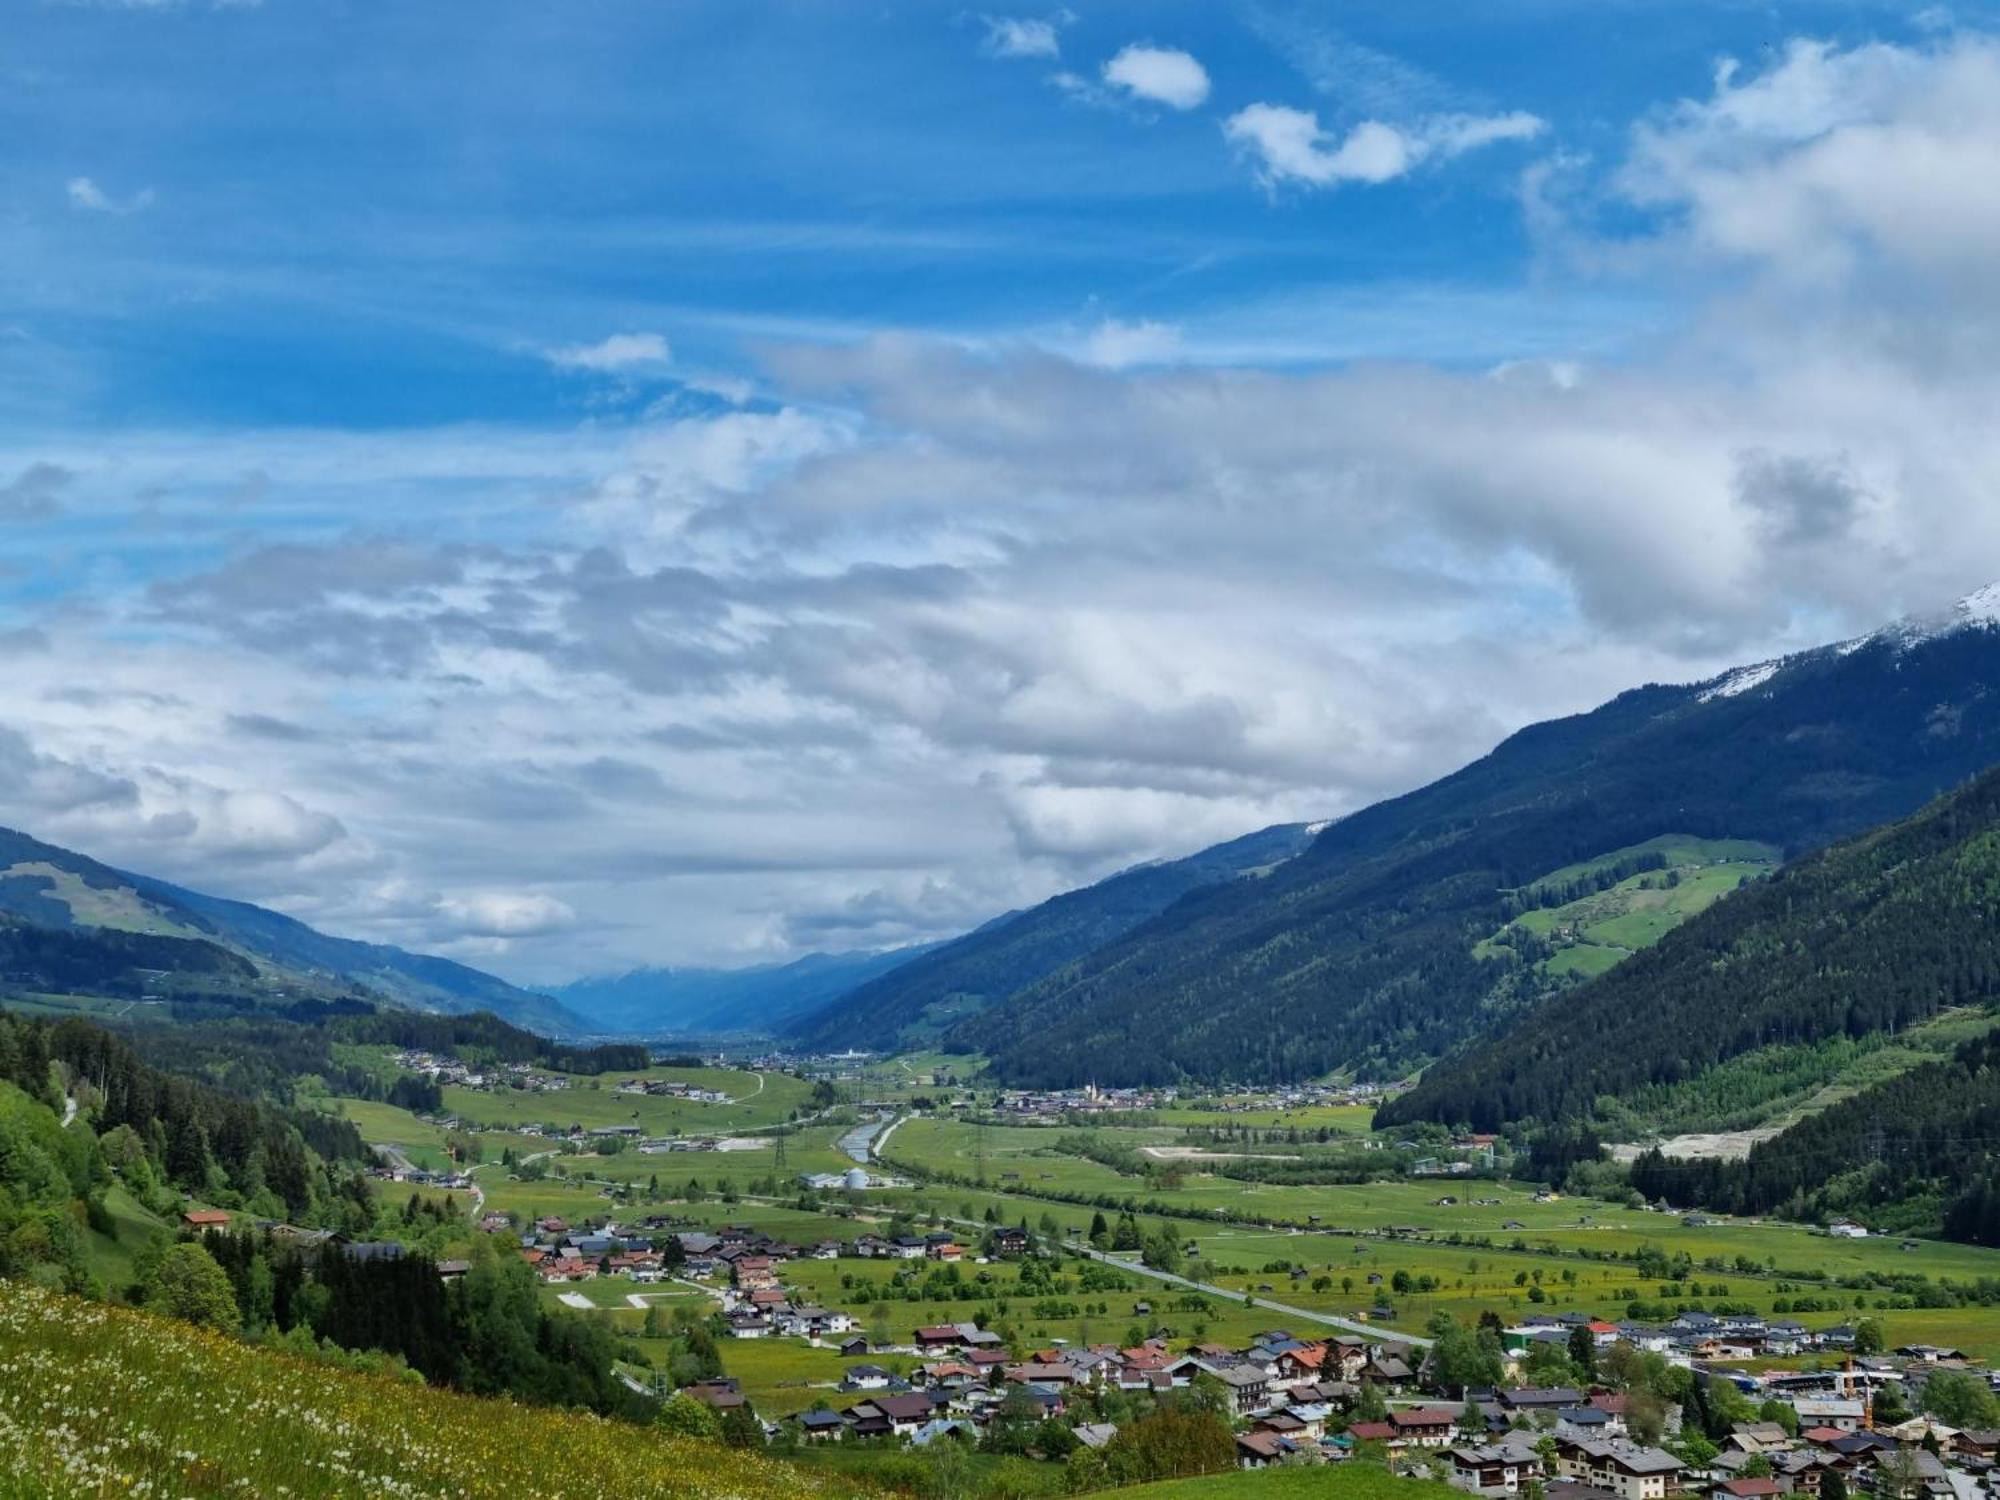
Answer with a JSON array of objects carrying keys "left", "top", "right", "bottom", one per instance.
[
  {"left": 440, "top": 1063, "right": 815, "bottom": 1137},
  {"left": 1478, "top": 834, "right": 1780, "bottom": 978}
]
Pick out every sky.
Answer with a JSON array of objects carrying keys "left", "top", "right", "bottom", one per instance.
[{"left": 6, "top": 0, "right": 2000, "bottom": 985}]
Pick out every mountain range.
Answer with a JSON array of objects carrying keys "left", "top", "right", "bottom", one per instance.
[
  {"left": 553, "top": 946, "right": 936, "bottom": 1037},
  {"left": 803, "top": 589, "right": 2000, "bottom": 1088},
  {"left": 0, "top": 825, "right": 582, "bottom": 1034}
]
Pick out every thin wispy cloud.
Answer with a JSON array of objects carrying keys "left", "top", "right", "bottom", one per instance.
[
  {"left": 544, "top": 332, "right": 673, "bottom": 373},
  {"left": 981, "top": 14, "right": 1063, "bottom": 60},
  {"left": 66, "top": 176, "right": 154, "bottom": 214}
]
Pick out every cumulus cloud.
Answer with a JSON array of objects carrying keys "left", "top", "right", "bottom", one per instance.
[
  {"left": 1618, "top": 35, "right": 2000, "bottom": 283},
  {"left": 66, "top": 177, "right": 154, "bottom": 214},
  {"left": 1225, "top": 104, "right": 1545, "bottom": 189},
  {"left": 544, "top": 332, "right": 673, "bottom": 373},
  {"left": 981, "top": 15, "right": 1062, "bottom": 60},
  {"left": 1102, "top": 44, "right": 1211, "bottom": 110},
  {"left": 437, "top": 890, "right": 576, "bottom": 938}
]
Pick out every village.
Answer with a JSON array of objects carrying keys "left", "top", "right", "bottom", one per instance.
[{"left": 477, "top": 1202, "right": 2000, "bottom": 1494}]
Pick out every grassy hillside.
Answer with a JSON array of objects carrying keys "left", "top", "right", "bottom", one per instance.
[
  {"left": 958, "top": 622, "right": 2000, "bottom": 1088},
  {"left": 0, "top": 1282, "right": 863, "bottom": 1499},
  {"left": 791, "top": 821, "right": 1318, "bottom": 1053},
  {"left": 1383, "top": 761, "right": 2000, "bottom": 1136},
  {"left": 1475, "top": 835, "right": 1778, "bottom": 982}
]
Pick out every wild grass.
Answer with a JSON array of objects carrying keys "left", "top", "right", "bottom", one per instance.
[{"left": 0, "top": 1280, "right": 868, "bottom": 1499}]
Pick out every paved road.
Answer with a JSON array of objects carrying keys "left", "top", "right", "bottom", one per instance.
[{"left": 1065, "top": 1242, "right": 1433, "bottom": 1347}]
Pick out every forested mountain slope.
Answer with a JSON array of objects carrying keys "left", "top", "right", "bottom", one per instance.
[
  {"left": 955, "top": 597, "right": 2000, "bottom": 1087},
  {"left": 1628, "top": 1027, "right": 2000, "bottom": 1244},
  {"left": 1381, "top": 760, "right": 2000, "bottom": 1134},
  {"left": 789, "top": 820, "right": 1319, "bottom": 1052},
  {"left": 0, "top": 825, "right": 581, "bottom": 1035}
]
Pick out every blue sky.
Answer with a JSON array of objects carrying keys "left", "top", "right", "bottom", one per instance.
[{"left": 4, "top": 0, "right": 2000, "bottom": 982}]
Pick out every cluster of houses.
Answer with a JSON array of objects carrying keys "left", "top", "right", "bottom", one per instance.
[
  {"left": 1505, "top": 1311, "right": 1867, "bottom": 1363},
  {"left": 614, "top": 1077, "right": 733, "bottom": 1104},
  {"left": 388, "top": 1050, "right": 573, "bottom": 1094}
]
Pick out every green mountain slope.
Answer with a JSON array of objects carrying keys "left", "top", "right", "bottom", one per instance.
[
  {"left": 0, "top": 825, "right": 580, "bottom": 1035},
  {"left": 789, "top": 820, "right": 1321, "bottom": 1053},
  {"left": 1381, "top": 761, "right": 2000, "bottom": 1134},
  {"left": 955, "top": 600, "right": 2000, "bottom": 1087}
]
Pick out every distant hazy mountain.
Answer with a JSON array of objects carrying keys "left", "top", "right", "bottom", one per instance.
[
  {"left": 0, "top": 824, "right": 583, "bottom": 1035},
  {"left": 951, "top": 587, "right": 2000, "bottom": 1088},
  {"left": 556, "top": 946, "right": 936, "bottom": 1037},
  {"left": 788, "top": 820, "right": 1323, "bottom": 1054}
]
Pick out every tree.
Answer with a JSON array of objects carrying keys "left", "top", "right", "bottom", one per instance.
[
  {"left": 145, "top": 1242, "right": 239, "bottom": 1328},
  {"left": 1088, "top": 1211, "right": 1111, "bottom": 1250},
  {"left": 1567, "top": 1327, "right": 1596, "bottom": 1381},
  {"left": 1853, "top": 1319, "right": 1885, "bottom": 1356},
  {"left": 1921, "top": 1369, "right": 2000, "bottom": 1430},
  {"left": 1822, "top": 1469, "right": 1848, "bottom": 1500},
  {"left": 1353, "top": 1379, "right": 1389, "bottom": 1422},
  {"left": 1878, "top": 1446, "right": 1925, "bottom": 1500},
  {"left": 719, "top": 1401, "right": 762, "bottom": 1449},
  {"left": 1427, "top": 1313, "right": 1504, "bottom": 1394},
  {"left": 656, "top": 1393, "right": 722, "bottom": 1440}
]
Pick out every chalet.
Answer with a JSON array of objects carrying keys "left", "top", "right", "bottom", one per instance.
[
  {"left": 1238, "top": 1430, "right": 1310, "bottom": 1469},
  {"left": 182, "top": 1209, "right": 232, "bottom": 1230},
  {"left": 991, "top": 1226, "right": 1030, "bottom": 1257},
  {"left": 731, "top": 1255, "right": 778, "bottom": 1290},
  {"left": 1449, "top": 1440, "right": 1546, "bottom": 1496},
  {"left": 843, "top": 1365, "right": 894, "bottom": 1391},
  {"left": 1791, "top": 1399, "right": 1865, "bottom": 1433},
  {"left": 797, "top": 1409, "right": 846, "bottom": 1443},
  {"left": 1553, "top": 1439, "right": 1685, "bottom": 1500},
  {"left": 915, "top": 1326, "right": 967, "bottom": 1352},
  {"left": 1214, "top": 1365, "right": 1273, "bottom": 1416},
  {"left": 683, "top": 1380, "right": 746, "bottom": 1412},
  {"left": 1718, "top": 1480, "right": 1783, "bottom": 1500},
  {"left": 838, "top": 1335, "right": 870, "bottom": 1358},
  {"left": 1348, "top": 1421, "right": 1404, "bottom": 1457},
  {"left": 1003, "top": 1363, "right": 1083, "bottom": 1387},
  {"left": 1394, "top": 1406, "right": 1464, "bottom": 1449}
]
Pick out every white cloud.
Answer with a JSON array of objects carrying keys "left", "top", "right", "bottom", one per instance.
[
  {"left": 66, "top": 177, "right": 154, "bottom": 214},
  {"left": 544, "top": 332, "right": 673, "bottom": 373},
  {"left": 1081, "top": 318, "right": 1183, "bottom": 369},
  {"left": 437, "top": 890, "right": 576, "bottom": 938},
  {"left": 1224, "top": 104, "right": 1544, "bottom": 189},
  {"left": 1617, "top": 36, "right": 2000, "bottom": 283},
  {"left": 982, "top": 15, "right": 1061, "bottom": 60},
  {"left": 1102, "top": 44, "right": 1211, "bottom": 111}
]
